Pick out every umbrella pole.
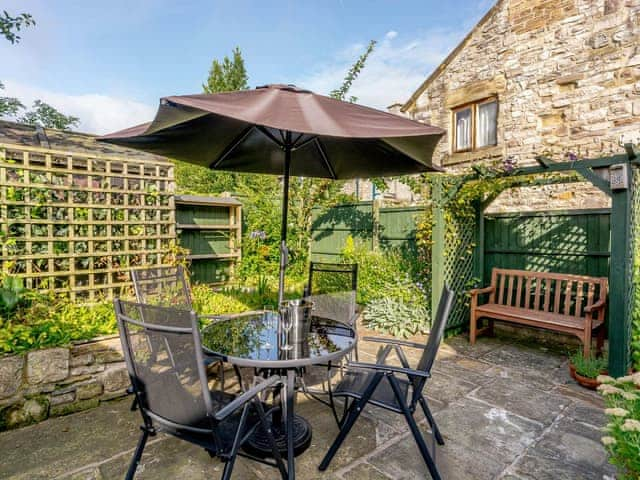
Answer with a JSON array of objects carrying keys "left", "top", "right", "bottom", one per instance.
[{"left": 278, "top": 132, "right": 292, "bottom": 305}]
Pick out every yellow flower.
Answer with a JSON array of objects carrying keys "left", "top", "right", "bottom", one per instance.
[
  {"left": 621, "top": 391, "right": 638, "bottom": 401},
  {"left": 621, "top": 419, "right": 640, "bottom": 432},
  {"left": 597, "top": 375, "right": 616, "bottom": 384},
  {"left": 604, "top": 408, "right": 629, "bottom": 417},
  {"left": 601, "top": 436, "right": 616, "bottom": 446},
  {"left": 617, "top": 375, "right": 634, "bottom": 384},
  {"left": 632, "top": 372, "right": 640, "bottom": 387}
]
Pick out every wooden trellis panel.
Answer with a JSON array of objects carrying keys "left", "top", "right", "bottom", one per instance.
[{"left": 0, "top": 143, "right": 176, "bottom": 302}]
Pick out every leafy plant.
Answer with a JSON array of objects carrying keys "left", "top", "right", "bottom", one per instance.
[
  {"left": 570, "top": 349, "right": 608, "bottom": 379},
  {"left": 364, "top": 297, "right": 430, "bottom": 338},
  {"left": 598, "top": 374, "right": 640, "bottom": 479},
  {"left": 0, "top": 275, "right": 26, "bottom": 315}
]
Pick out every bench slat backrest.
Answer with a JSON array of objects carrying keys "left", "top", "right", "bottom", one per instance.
[{"left": 489, "top": 268, "right": 607, "bottom": 318}]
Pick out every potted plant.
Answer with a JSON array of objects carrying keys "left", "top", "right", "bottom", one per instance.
[{"left": 569, "top": 349, "right": 608, "bottom": 390}]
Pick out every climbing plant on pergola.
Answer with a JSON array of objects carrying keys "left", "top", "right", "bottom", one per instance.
[{"left": 430, "top": 144, "right": 640, "bottom": 377}]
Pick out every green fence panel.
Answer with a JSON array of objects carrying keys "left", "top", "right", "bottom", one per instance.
[
  {"left": 310, "top": 202, "right": 374, "bottom": 261},
  {"left": 483, "top": 209, "right": 611, "bottom": 282},
  {"left": 378, "top": 206, "right": 423, "bottom": 251},
  {"left": 179, "top": 230, "right": 231, "bottom": 256},
  {"left": 176, "top": 205, "right": 231, "bottom": 225}
]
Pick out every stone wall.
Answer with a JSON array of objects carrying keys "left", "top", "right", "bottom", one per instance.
[
  {"left": 0, "top": 336, "right": 129, "bottom": 431},
  {"left": 402, "top": 0, "right": 640, "bottom": 210}
]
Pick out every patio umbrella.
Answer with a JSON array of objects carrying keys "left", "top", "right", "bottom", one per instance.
[{"left": 100, "top": 84, "right": 444, "bottom": 303}]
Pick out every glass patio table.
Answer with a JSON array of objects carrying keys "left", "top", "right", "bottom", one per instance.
[{"left": 200, "top": 309, "right": 357, "bottom": 480}]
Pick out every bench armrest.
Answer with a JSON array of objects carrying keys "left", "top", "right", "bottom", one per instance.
[
  {"left": 469, "top": 286, "right": 495, "bottom": 296},
  {"left": 584, "top": 299, "right": 606, "bottom": 314}
]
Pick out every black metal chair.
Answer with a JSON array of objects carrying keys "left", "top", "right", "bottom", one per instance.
[
  {"left": 114, "top": 300, "right": 287, "bottom": 480},
  {"left": 130, "top": 265, "right": 237, "bottom": 389},
  {"left": 318, "top": 286, "right": 455, "bottom": 480}
]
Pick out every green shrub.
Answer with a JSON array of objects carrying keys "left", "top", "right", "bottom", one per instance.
[
  {"left": 191, "top": 284, "right": 251, "bottom": 315},
  {"left": 569, "top": 349, "right": 608, "bottom": 379},
  {"left": 340, "top": 236, "right": 426, "bottom": 307},
  {"left": 364, "top": 297, "right": 430, "bottom": 338},
  {"left": 598, "top": 374, "right": 640, "bottom": 479}
]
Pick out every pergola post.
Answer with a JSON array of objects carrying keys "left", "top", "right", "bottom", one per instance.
[
  {"left": 431, "top": 177, "right": 445, "bottom": 317},
  {"left": 608, "top": 168, "right": 632, "bottom": 376}
]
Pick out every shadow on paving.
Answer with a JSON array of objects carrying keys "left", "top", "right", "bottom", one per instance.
[{"left": 0, "top": 334, "right": 617, "bottom": 480}]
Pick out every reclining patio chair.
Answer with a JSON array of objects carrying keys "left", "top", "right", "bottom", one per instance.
[
  {"left": 318, "top": 286, "right": 455, "bottom": 480},
  {"left": 130, "top": 265, "right": 239, "bottom": 389},
  {"left": 114, "top": 300, "right": 287, "bottom": 480}
]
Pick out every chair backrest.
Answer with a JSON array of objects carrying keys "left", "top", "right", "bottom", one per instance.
[
  {"left": 114, "top": 300, "right": 213, "bottom": 430},
  {"left": 306, "top": 262, "right": 358, "bottom": 325},
  {"left": 409, "top": 286, "right": 455, "bottom": 406},
  {"left": 131, "top": 265, "right": 193, "bottom": 310}
]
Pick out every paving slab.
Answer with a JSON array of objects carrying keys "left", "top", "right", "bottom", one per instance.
[{"left": 471, "top": 377, "right": 571, "bottom": 425}]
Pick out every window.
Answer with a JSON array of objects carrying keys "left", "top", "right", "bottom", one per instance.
[{"left": 452, "top": 98, "right": 498, "bottom": 152}]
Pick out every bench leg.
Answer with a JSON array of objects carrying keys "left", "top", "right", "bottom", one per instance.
[
  {"left": 487, "top": 319, "right": 495, "bottom": 337},
  {"left": 596, "top": 326, "right": 605, "bottom": 357},
  {"left": 583, "top": 329, "right": 592, "bottom": 358},
  {"left": 470, "top": 311, "right": 478, "bottom": 345}
]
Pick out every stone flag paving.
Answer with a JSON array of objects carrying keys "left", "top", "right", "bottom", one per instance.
[{"left": 0, "top": 330, "right": 617, "bottom": 479}]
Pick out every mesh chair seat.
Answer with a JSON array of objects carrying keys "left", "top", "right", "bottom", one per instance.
[{"left": 333, "top": 368, "right": 411, "bottom": 412}]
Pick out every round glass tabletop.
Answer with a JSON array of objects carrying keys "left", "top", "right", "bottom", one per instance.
[{"left": 201, "top": 310, "right": 356, "bottom": 368}]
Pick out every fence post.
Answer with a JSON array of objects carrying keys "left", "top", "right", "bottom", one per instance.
[
  {"left": 372, "top": 199, "right": 380, "bottom": 251},
  {"left": 608, "top": 161, "right": 632, "bottom": 377},
  {"left": 431, "top": 178, "right": 445, "bottom": 317}
]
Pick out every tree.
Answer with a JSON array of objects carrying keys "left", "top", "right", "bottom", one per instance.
[
  {"left": 19, "top": 100, "right": 80, "bottom": 130},
  {"left": 0, "top": 81, "right": 24, "bottom": 117},
  {"left": 0, "top": 10, "right": 35, "bottom": 44},
  {"left": 203, "top": 47, "right": 249, "bottom": 94},
  {"left": 330, "top": 40, "right": 377, "bottom": 103}
]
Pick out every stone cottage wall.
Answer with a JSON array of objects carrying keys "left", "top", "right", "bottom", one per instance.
[
  {"left": 0, "top": 336, "right": 129, "bottom": 431},
  {"left": 403, "top": 0, "right": 640, "bottom": 209}
]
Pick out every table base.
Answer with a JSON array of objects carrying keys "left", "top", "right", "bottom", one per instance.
[{"left": 243, "top": 414, "right": 312, "bottom": 458}]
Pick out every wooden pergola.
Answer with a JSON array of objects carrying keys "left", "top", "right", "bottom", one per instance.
[{"left": 431, "top": 144, "right": 639, "bottom": 376}]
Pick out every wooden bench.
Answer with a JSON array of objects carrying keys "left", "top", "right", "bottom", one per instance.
[{"left": 470, "top": 268, "right": 608, "bottom": 356}]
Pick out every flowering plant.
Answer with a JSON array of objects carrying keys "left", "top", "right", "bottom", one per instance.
[{"left": 598, "top": 373, "right": 640, "bottom": 478}]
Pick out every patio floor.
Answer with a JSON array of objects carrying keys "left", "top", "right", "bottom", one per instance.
[{"left": 0, "top": 330, "right": 617, "bottom": 480}]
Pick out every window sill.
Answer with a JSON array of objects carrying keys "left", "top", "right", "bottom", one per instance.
[{"left": 443, "top": 145, "right": 503, "bottom": 166}]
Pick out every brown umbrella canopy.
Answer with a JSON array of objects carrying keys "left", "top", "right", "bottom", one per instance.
[{"left": 100, "top": 84, "right": 444, "bottom": 179}]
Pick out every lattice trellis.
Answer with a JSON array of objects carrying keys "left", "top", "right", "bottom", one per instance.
[
  {"left": 0, "top": 144, "right": 176, "bottom": 302},
  {"left": 442, "top": 212, "right": 477, "bottom": 329}
]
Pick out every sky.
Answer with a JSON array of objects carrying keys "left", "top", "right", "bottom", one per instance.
[{"left": 1, "top": 1, "right": 494, "bottom": 134}]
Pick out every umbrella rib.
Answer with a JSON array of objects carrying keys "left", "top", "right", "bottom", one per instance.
[
  {"left": 314, "top": 138, "right": 337, "bottom": 179},
  {"left": 291, "top": 135, "right": 317, "bottom": 152},
  {"left": 210, "top": 125, "right": 256, "bottom": 169},
  {"left": 256, "top": 126, "right": 285, "bottom": 148}
]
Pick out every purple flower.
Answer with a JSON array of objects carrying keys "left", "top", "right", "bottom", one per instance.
[
  {"left": 502, "top": 155, "right": 517, "bottom": 173},
  {"left": 565, "top": 151, "right": 578, "bottom": 162},
  {"left": 250, "top": 230, "right": 267, "bottom": 240}
]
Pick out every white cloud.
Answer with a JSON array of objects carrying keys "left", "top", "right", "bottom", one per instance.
[
  {"left": 295, "top": 28, "right": 466, "bottom": 110},
  {"left": 1, "top": 80, "right": 156, "bottom": 135}
]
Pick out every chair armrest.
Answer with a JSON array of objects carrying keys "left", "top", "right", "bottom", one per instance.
[
  {"left": 200, "top": 314, "right": 229, "bottom": 322},
  {"left": 362, "top": 336, "right": 424, "bottom": 350},
  {"left": 584, "top": 299, "right": 606, "bottom": 314},
  {"left": 348, "top": 361, "right": 430, "bottom": 379},
  {"left": 214, "top": 375, "right": 281, "bottom": 421},
  {"left": 469, "top": 286, "right": 495, "bottom": 296}
]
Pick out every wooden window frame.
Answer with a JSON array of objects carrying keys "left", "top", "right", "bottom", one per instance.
[{"left": 451, "top": 97, "right": 498, "bottom": 153}]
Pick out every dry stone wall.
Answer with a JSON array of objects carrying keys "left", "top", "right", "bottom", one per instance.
[{"left": 0, "top": 336, "right": 129, "bottom": 430}]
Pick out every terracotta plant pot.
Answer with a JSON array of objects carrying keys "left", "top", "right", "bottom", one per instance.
[{"left": 569, "top": 362, "right": 606, "bottom": 390}]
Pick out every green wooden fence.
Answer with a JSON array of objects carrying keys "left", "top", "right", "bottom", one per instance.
[
  {"left": 175, "top": 195, "right": 241, "bottom": 285},
  {"left": 309, "top": 202, "right": 423, "bottom": 261},
  {"left": 482, "top": 209, "right": 611, "bottom": 282}
]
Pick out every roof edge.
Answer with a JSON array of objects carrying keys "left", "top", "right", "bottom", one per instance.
[{"left": 401, "top": 0, "right": 503, "bottom": 113}]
